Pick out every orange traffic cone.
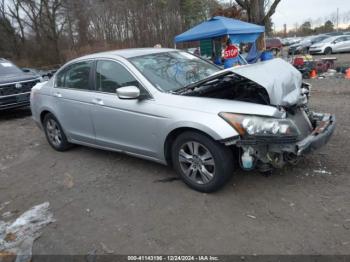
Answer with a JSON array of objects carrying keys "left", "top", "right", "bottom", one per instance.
[
  {"left": 309, "top": 69, "right": 317, "bottom": 79},
  {"left": 345, "top": 68, "right": 350, "bottom": 79}
]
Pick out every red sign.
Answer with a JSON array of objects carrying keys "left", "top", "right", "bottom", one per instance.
[{"left": 224, "top": 45, "right": 238, "bottom": 59}]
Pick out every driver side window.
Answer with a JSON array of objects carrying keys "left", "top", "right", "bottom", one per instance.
[{"left": 95, "top": 60, "right": 143, "bottom": 94}]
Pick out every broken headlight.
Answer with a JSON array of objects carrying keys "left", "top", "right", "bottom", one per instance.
[{"left": 219, "top": 113, "right": 300, "bottom": 137}]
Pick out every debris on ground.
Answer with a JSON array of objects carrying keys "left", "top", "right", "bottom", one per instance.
[
  {"left": 246, "top": 214, "right": 256, "bottom": 219},
  {"left": 86, "top": 249, "right": 97, "bottom": 262},
  {"left": 63, "top": 172, "right": 74, "bottom": 188},
  {"left": 2, "top": 212, "right": 13, "bottom": 219},
  {"left": 313, "top": 169, "right": 332, "bottom": 175},
  {"left": 281, "top": 198, "right": 296, "bottom": 208},
  {"left": 0, "top": 202, "right": 10, "bottom": 212},
  {"left": 318, "top": 69, "right": 344, "bottom": 79},
  {"left": 0, "top": 202, "right": 55, "bottom": 262},
  {"left": 100, "top": 242, "right": 114, "bottom": 254}
]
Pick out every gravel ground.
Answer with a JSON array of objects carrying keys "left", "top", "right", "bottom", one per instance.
[{"left": 0, "top": 66, "right": 349, "bottom": 256}]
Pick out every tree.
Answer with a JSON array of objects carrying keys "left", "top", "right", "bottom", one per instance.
[
  {"left": 180, "top": 0, "right": 220, "bottom": 29},
  {"left": 0, "top": 5, "right": 20, "bottom": 58},
  {"left": 1, "top": 0, "right": 222, "bottom": 66},
  {"left": 235, "top": 0, "right": 281, "bottom": 25},
  {"left": 212, "top": 4, "right": 244, "bottom": 19},
  {"left": 300, "top": 21, "right": 312, "bottom": 36},
  {"left": 324, "top": 20, "right": 334, "bottom": 32},
  {"left": 234, "top": 0, "right": 282, "bottom": 49}
]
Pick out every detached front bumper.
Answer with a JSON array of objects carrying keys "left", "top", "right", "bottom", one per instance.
[{"left": 296, "top": 113, "right": 336, "bottom": 155}]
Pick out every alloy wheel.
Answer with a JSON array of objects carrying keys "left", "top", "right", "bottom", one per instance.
[{"left": 178, "top": 141, "right": 215, "bottom": 185}]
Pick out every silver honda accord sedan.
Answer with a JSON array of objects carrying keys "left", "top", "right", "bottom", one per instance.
[{"left": 30, "top": 48, "right": 335, "bottom": 192}]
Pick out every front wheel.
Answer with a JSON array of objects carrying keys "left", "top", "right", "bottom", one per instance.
[
  {"left": 324, "top": 47, "right": 332, "bottom": 55},
  {"left": 171, "top": 131, "right": 234, "bottom": 193}
]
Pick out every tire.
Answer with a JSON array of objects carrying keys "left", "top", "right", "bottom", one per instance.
[
  {"left": 171, "top": 131, "right": 234, "bottom": 193},
  {"left": 43, "top": 113, "right": 71, "bottom": 151},
  {"left": 324, "top": 47, "right": 332, "bottom": 55}
]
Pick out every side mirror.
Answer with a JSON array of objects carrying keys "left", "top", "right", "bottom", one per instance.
[
  {"left": 22, "top": 68, "right": 30, "bottom": 73},
  {"left": 116, "top": 86, "right": 140, "bottom": 99}
]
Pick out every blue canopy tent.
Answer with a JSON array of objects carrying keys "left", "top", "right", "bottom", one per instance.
[
  {"left": 174, "top": 16, "right": 265, "bottom": 44},
  {"left": 175, "top": 16, "right": 265, "bottom": 64}
]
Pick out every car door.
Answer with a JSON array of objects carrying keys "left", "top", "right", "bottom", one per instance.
[
  {"left": 53, "top": 60, "right": 96, "bottom": 143},
  {"left": 90, "top": 59, "right": 163, "bottom": 158},
  {"left": 343, "top": 36, "right": 350, "bottom": 52},
  {"left": 332, "top": 37, "right": 346, "bottom": 52}
]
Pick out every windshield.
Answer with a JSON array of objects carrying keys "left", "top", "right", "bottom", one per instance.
[
  {"left": 129, "top": 51, "right": 220, "bottom": 91},
  {"left": 0, "top": 60, "right": 24, "bottom": 76}
]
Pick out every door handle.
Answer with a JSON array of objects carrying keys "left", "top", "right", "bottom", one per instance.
[
  {"left": 92, "top": 98, "right": 104, "bottom": 106},
  {"left": 53, "top": 92, "right": 62, "bottom": 98}
]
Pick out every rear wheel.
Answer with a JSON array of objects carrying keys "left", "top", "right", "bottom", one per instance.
[
  {"left": 43, "top": 113, "right": 71, "bottom": 151},
  {"left": 324, "top": 47, "right": 332, "bottom": 55},
  {"left": 171, "top": 131, "right": 234, "bottom": 193}
]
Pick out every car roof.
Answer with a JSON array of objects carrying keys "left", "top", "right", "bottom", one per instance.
[
  {"left": 73, "top": 48, "right": 176, "bottom": 62},
  {"left": 325, "top": 35, "right": 350, "bottom": 41}
]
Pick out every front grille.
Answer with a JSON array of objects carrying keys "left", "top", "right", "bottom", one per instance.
[{"left": 0, "top": 79, "right": 40, "bottom": 96}]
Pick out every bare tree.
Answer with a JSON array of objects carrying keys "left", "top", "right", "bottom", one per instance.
[
  {"left": 1, "top": 0, "right": 221, "bottom": 66},
  {"left": 235, "top": 0, "right": 282, "bottom": 49},
  {"left": 7, "top": 0, "right": 25, "bottom": 44},
  {"left": 0, "top": 0, "right": 21, "bottom": 57},
  {"left": 235, "top": 0, "right": 281, "bottom": 25}
]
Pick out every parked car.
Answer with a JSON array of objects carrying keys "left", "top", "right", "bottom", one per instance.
[
  {"left": 30, "top": 48, "right": 335, "bottom": 192},
  {"left": 309, "top": 35, "right": 350, "bottom": 55},
  {"left": 265, "top": 38, "right": 283, "bottom": 54},
  {"left": 0, "top": 58, "right": 41, "bottom": 110},
  {"left": 288, "top": 35, "right": 330, "bottom": 55},
  {"left": 282, "top": 37, "right": 302, "bottom": 46},
  {"left": 325, "top": 32, "right": 345, "bottom": 36}
]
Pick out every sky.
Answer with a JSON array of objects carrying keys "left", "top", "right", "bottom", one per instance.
[{"left": 272, "top": 0, "right": 350, "bottom": 31}]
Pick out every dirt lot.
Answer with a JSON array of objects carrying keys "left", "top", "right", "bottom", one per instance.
[{"left": 0, "top": 55, "right": 350, "bottom": 255}]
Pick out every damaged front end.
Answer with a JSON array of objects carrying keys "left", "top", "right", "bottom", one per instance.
[
  {"left": 175, "top": 58, "right": 335, "bottom": 173},
  {"left": 220, "top": 110, "right": 335, "bottom": 173}
]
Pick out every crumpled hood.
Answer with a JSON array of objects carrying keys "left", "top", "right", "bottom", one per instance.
[{"left": 230, "top": 58, "right": 303, "bottom": 107}]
